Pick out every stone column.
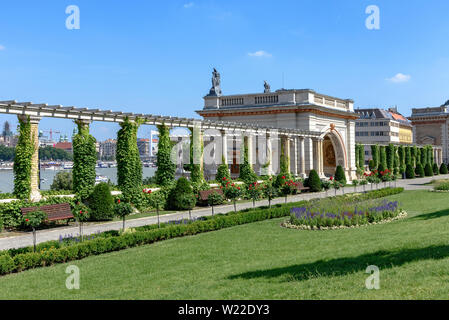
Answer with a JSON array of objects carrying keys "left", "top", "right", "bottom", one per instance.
[
  {"left": 17, "top": 115, "right": 42, "bottom": 202},
  {"left": 298, "top": 137, "right": 306, "bottom": 177},
  {"left": 246, "top": 134, "right": 254, "bottom": 168},
  {"left": 319, "top": 139, "right": 324, "bottom": 177},
  {"left": 265, "top": 132, "right": 273, "bottom": 175},
  {"left": 305, "top": 137, "right": 314, "bottom": 174},
  {"left": 291, "top": 137, "right": 298, "bottom": 176}
]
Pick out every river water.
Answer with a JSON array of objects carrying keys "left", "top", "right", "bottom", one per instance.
[{"left": 0, "top": 167, "right": 156, "bottom": 193}]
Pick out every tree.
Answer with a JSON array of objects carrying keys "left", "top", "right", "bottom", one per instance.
[
  {"left": 207, "top": 191, "right": 224, "bottom": 215},
  {"left": 88, "top": 183, "right": 115, "bottom": 220},
  {"left": 424, "top": 163, "right": 433, "bottom": 177},
  {"left": 371, "top": 145, "right": 379, "bottom": 169},
  {"left": 155, "top": 124, "right": 176, "bottom": 187},
  {"left": 0, "top": 145, "right": 15, "bottom": 161},
  {"left": 168, "top": 177, "right": 196, "bottom": 210},
  {"left": 386, "top": 144, "right": 394, "bottom": 171},
  {"left": 23, "top": 209, "right": 47, "bottom": 252},
  {"left": 216, "top": 154, "right": 230, "bottom": 184},
  {"left": 308, "top": 169, "right": 322, "bottom": 192},
  {"left": 405, "top": 164, "right": 415, "bottom": 179},
  {"left": 247, "top": 181, "right": 263, "bottom": 208},
  {"left": 239, "top": 136, "right": 257, "bottom": 184},
  {"left": 440, "top": 163, "right": 448, "bottom": 174},
  {"left": 50, "top": 171, "right": 73, "bottom": 190},
  {"left": 433, "top": 163, "right": 439, "bottom": 176},
  {"left": 334, "top": 165, "right": 347, "bottom": 185},
  {"left": 415, "top": 163, "right": 425, "bottom": 177},
  {"left": 114, "top": 201, "right": 133, "bottom": 230}
]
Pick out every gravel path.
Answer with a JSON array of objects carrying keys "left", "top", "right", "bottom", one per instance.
[{"left": 0, "top": 174, "right": 447, "bottom": 251}]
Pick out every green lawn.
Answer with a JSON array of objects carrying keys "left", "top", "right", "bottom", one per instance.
[{"left": 1, "top": 189, "right": 449, "bottom": 299}]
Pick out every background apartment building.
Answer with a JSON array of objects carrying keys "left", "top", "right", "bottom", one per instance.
[{"left": 355, "top": 107, "right": 413, "bottom": 164}]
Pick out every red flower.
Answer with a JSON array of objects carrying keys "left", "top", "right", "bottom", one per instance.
[
  {"left": 330, "top": 176, "right": 334, "bottom": 181},
  {"left": 148, "top": 190, "right": 152, "bottom": 194},
  {"left": 79, "top": 210, "right": 82, "bottom": 214},
  {"left": 25, "top": 219, "right": 29, "bottom": 222},
  {"left": 118, "top": 199, "right": 121, "bottom": 204},
  {"left": 282, "top": 176, "right": 286, "bottom": 179},
  {"left": 222, "top": 177, "right": 226, "bottom": 181},
  {"left": 237, "top": 187, "right": 240, "bottom": 190}
]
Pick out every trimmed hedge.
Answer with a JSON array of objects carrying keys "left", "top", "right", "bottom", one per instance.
[
  {"left": 0, "top": 187, "right": 404, "bottom": 276},
  {"left": 440, "top": 163, "right": 448, "bottom": 174}
]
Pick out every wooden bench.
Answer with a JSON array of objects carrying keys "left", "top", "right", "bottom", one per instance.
[
  {"left": 21, "top": 203, "right": 74, "bottom": 223},
  {"left": 198, "top": 189, "right": 224, "bottom": 202},
  {"left": 296, "top": 181, "right": 310, "bottom": 192}
]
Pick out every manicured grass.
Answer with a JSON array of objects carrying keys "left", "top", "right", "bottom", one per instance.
[{"left": 1, "top": 190, "right": 449, "bottom": 299}]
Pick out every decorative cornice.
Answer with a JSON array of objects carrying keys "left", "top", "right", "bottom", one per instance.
[{"left": 198, "top": 107, "right": 358, "bottom": 120}]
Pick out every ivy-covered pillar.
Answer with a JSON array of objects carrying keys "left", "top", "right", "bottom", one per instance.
[
  {"left": 280, "top": 135, "right": 290, "bottom": 174},
  {"left": 73, "top": 119, "right": 97, "bottom": 200},
  {"left": 15, "top": 115, "right": 41, "bottom": 201},
  {"left": 189, "top": 123, "right": 204, "bottom": 184}
]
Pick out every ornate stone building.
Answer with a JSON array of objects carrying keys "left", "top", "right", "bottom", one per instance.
[
  {"left": 408, "top": 100, "right": 449, "bottom": 164},
  {"left": 196, "top": 71, "right": 358, "bottom": 179}
]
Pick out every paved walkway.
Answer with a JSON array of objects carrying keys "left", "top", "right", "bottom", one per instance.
[{"left": 1, "top": 174, "right": 447, "bottom": 251}]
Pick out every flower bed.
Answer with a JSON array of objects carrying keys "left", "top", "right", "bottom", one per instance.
[
  {"left": 0, "top": 187, "right": 404, "bottom": 276},
  {"left": 284, "top": 197, "right": 404, "bottom": 230}
]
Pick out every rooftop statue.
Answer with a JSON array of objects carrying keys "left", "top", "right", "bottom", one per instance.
[
  {"left": 263, "top": 80, "right": 271, "bottom": 93},
  {"left": 208, "top": 68, "right": 222, "bottom": 96}
]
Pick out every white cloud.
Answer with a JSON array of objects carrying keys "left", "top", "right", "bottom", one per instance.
[
  {"left": 248, "top": 50, "right": 272, "bottom": 58},
  {"left": 0, "top": 45, "right": 5, "bottom": 51},
  {"left": 183, "top": 2, "right": 194, "bottom": 8},
  {"left": 387, "top": 73, "right": 411, "bottom": 83}
]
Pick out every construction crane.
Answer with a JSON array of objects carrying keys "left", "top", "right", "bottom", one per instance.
[{"left": 39, "top": 128, "right": 61, "bottom": 141}]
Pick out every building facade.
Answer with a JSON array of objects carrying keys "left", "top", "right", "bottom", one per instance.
[
  {"left": 355, "top": 107, "right": 414, "bottom": 163},
  {"left": 196, "top": 73, "right": 358, "bottom": 179},
  {"left": 408, "top": 100, "right": 449, "bottom": 164},
  {"left": 99, "top": 139, "right": 117, "bottom": 161}
]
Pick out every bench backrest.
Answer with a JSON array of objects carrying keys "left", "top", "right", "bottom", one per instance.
[
  {"left": 21, "top": 203, "right": 74, "bottom": 221},
  {"left": 296, "top": 181, "right": 309, "bottom": 190},
  {"left": 199, "top": 189, "right": 224, "bottom": 201}
]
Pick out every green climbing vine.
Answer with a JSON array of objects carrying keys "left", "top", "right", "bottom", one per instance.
[
  {"left": 239, "top": 136, "right": 257, "bottom": 184},
  {"left": 72, "top": 121, "right": 97, "bottom": 200},
  {"left": 13, "top": 117, "right": 34, "bottom": 200},
  {"left": 189, "top": 127, "right": 204, "bottom": 184},
  {"left": 279, "top": 138, "right": 290, "bottom": 174},
  {"left": 155, "top": 123, "right": 176, "bottom": 186},
  {"left": 117, "top": 117, "right": 144, "bottom": 201}
]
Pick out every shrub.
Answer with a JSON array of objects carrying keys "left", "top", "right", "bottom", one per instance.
[
  {"left": 415, "top": 163, "right": 425, "bottom": 177},
  {"left": 368, "top": 160, "right": 376, "bottom": 171},
  {"left": 435, "top": 182, "right": 449, "bottom": 191},
  {"left": 246, "top": 182, "right": 263, "bottom": 207},
  {"left": 405, "top": 164, "right": 415, "bottom": 179},
  {"left": 440, "top": 163, "right": 448, "bottom": 174},
  {"left": 424, "top": 163, "right": 434, "bottom": 177},
  {"left": 433, "top": 163, "right": 439, "bottom": 175},
  {"left": 114, "top": 202, "right": 133, "bottom": 230},
  {"left": 0, "top": 187, "right": 404, "bottom": 276},
  {"left": 308, "top": 170, "right": 322, "bottom": 192},
  {"left": 168, "top": 177, "right": 196, "bottom": 210},
  {"left": 334, "top": 165, "right": 346, "bottom": 185},
  {"left": 88, "top": 183, "right": 114, "bottom": 221},
  {"left": 216, "top": 159, "right": 230, "bottom": 186},
  {"left": 50, "top": 171, "right": 73, "bottom": 191}
]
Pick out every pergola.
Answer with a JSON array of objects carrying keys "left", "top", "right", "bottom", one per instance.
[{"left": 0, "top": 99, "right": 322, "bottom": 201}]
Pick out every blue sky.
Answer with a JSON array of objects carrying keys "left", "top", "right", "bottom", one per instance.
[{"left": 1, "top": 0, "right": 448, "bottom": 141}]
